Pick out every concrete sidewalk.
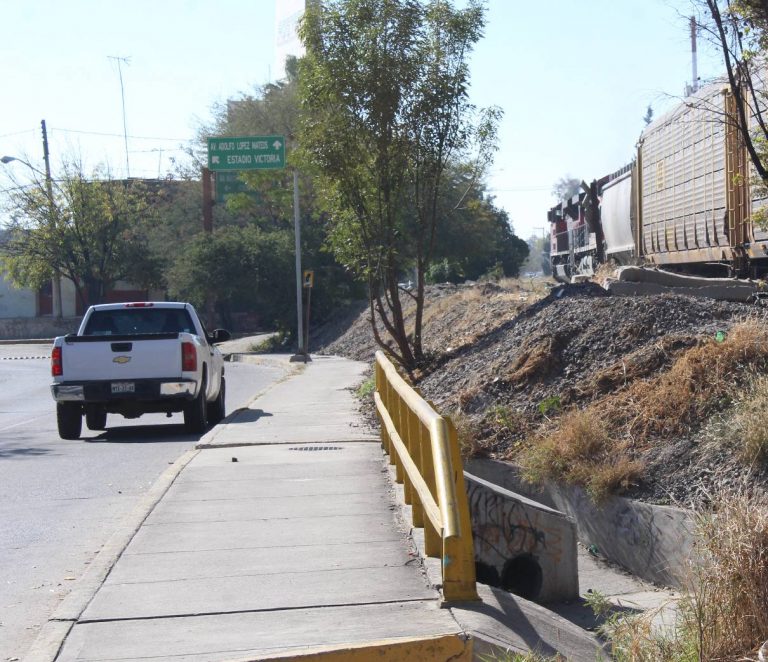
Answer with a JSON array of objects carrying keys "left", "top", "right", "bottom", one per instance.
[{"left": 36, "top": 354, "right": 604, "bottom": 662}]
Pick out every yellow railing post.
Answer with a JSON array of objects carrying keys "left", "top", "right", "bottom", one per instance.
[
  {"left": 420, "top": 421, "right": 441, "bottom": 558},
  {"left": 375, "top": 362, "right": 389, "bottom": 456},
  {"left": 397, "top": 387, "right": 414, "bottom": 507},
  {"left": 407, "top": 408, "right": 424, "bottom": 528},
  {"left": 389, "top": 380, "right": 404, "bottom": 483},
  {"left": 442, "top": 417, "right": 479, "bottom": 602}
]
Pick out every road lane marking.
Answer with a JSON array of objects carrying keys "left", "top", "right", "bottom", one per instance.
[{"left": 0, "top": 415, "right": 48, "bottom": 432}]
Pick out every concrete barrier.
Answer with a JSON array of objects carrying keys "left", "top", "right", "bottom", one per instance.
[
  {"left": 0, "top": 316, "right": 80, "bottom": 340},
  {"left": 467, "top": 458, "right": 694, "bottom": 589},
  {"left": 465, "top": 472, "right": 579, "bottom": 603}
]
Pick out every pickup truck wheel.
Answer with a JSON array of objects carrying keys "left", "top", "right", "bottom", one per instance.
[
  {"left": 85, "top": 406, "right": 107, "bottom": 431},
  {"left": 207, "top": 378, "right": 226, "bottom": 425},
  {"left": 57, "top": 403, "right": 82, "bottom": 440},
  {"left": 184, "top": 376, "right": 208, "bottom": 433}
]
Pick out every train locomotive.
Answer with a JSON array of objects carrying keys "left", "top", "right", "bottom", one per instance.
[{"left": 548, "top": 79, "right": 768, "bottom": 283}]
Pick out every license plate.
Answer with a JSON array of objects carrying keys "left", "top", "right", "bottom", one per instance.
[{"left": 111, "top": 382, "right": 135, "bottom": 394}]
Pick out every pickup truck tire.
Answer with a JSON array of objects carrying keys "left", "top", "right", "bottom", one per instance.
[
  {"left": 57, "top": 403, "right": 82, "bottom": 440},
  {"left": 207, "top": 378, "right": 226, "bottom": 425},
  {"left": 85, "top": 406, "right": 107, "bottom": 431},
  {"left": 184, "top": 375, "right": 208, "bottom": 433}
]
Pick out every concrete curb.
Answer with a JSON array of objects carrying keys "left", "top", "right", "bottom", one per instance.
[{"left": 23, "top": 448, "right": 200, "bottom": 662}]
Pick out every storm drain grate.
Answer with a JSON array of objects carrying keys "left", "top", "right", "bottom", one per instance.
[{"left": 288, "top": 446, "right": 344, "bottom": 451}]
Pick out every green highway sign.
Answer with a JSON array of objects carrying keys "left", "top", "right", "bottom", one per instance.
[
  {"left": 208, "top": 135, "right": 285, "bottom": 171},
  {"left": 215, "top": 171, "right": 249, "bottom": 202}
]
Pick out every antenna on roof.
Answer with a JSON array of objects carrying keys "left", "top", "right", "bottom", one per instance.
[{"left": 686, "top": 16, "right": 699, "bottom": 96}]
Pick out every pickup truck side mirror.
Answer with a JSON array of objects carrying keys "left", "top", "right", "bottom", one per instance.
[{"left": 210, "top": 329, "right": 231, "bottom": 344}]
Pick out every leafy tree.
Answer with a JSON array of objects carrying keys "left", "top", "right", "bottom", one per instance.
[
  {"left": 1, "top": 160, "right": 162, "bottom": 307},
  {"left": 298, "top": 0, "right": 500, "bottom": 371},
  {"left": 166, "top": 225, "right": 296, "bottom": 330},
  {"left": 197, "top": 67, "right": 365, "bottom": 331},
  {"left": 427, "top": 165, "right": 528, "bottom": 281}
]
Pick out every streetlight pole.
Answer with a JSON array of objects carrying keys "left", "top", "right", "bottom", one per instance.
[
  {"left": 1, "top": 120, "right": 63, "bottom": 318},
  {"left": 41, "top": 120, "right": 62, "bottom": 318}
]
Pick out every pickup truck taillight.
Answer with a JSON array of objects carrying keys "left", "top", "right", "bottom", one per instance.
[
  {"left": 181, "top": 342, "right": 197, "bottom": 372},
  {"left": 51, "top": 346, "right": 63, "bottom": 376}
]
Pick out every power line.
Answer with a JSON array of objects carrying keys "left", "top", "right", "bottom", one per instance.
[
  {"left": 49, "top": 127, "right": 190, "bottom": 142},
  {"left": 0, "top": 183, "right": 37, "bottom": 193},
  {"left": 487, "top": 186, "right": 552, "bottom": 192},
  {"left": 127, "top": 147, "right": 187, "bottom": 154},
  {"left": 0, "top": 129, "right": 38, "bottom": 139}
]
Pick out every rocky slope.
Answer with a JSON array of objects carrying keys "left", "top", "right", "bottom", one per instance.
[{"left": 314, "top": 278, "right": 768, "bottom": 508}]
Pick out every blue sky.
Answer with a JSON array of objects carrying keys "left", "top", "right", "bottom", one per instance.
[{"left": 1, "top": 0, "right": 723, "bottom": 240}]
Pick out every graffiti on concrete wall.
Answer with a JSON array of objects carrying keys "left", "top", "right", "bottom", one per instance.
[{"left": 467, "top": 479, "right": 565, "bottom": 565}]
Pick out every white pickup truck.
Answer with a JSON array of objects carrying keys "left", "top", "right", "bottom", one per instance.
[{"left": 50, "top": 302, "right": 231, "bottom": 439}]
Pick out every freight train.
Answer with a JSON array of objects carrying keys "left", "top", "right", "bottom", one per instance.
[{"left": 548, "top": 79, "right": 768, "bottom": 282}]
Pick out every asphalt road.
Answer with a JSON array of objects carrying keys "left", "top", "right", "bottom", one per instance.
[{"left": 0, "top": 344, "right": 288, "bottom": 661}]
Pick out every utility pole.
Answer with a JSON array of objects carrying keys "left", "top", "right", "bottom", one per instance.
[
  {"left": 41, "top": 119, "right": 62, "bottom": 318},
  {"left": 202, "top": 167, "right": 213, "bottom": 233},
  {"left": 202, "top": 167, "right": 215, "bottom": 327}
]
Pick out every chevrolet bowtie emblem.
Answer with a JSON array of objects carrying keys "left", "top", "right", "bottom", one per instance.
[{"left": 113, "top": 356, "right": 131, "bottom": 364}]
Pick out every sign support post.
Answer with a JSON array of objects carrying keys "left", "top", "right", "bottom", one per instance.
[
  {"left": 206, "top": 135, "right": 309, "bottom": 360},
  {"left": 290, "top": 168, "right": 309, "bottom": 362}
]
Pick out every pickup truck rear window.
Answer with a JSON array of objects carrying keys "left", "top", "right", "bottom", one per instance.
[{"left": 83, "top": 309, "right": 196, "bottom": 336}]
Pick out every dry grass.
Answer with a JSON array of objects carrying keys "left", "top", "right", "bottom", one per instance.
[
  {"left": 518, "top": 409, "right": 644, "bottom": 502},
  {"left": 420, "top": 288, "right": 483, "bottom": 328},
  {"left": 729, "top": 375, "right": 768, "bottom": 465},
  {"left": 506, "top": 334, "right": 564, "bottom": 387},
  {"left": 610, "top": 319, "right": 768, "bottom": 439},
  {"left": 583, "top": 495, "right": 768, "bottom": 660},
  {"left": 581, "top": 336, "right": 697, "bottom": 399},
  {"left": 515, "top": 320, "right": 768, "bottom": 501},
  {"left": 451, "top": 410, "right": 484, "bottom": 460},
  {"left": 419, "top": 282, "right": 536, "bottom": 354},
  {"left": 682, "top": 495, "right": 768, "bottom": 660}
]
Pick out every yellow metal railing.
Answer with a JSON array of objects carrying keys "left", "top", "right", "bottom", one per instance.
[{"left": 374, "top": 350, "right": 479, "bottom": 602}]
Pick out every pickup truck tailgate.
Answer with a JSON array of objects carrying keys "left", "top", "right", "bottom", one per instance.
[{"left": 60, "top": 335, "right": 188, "bottom": 381}]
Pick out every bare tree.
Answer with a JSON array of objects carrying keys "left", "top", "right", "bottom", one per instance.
[{"left": 695, "top": 1, "right": 768, "bottom": 185}]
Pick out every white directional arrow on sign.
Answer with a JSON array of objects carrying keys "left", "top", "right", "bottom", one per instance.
[{"left": 273, "top": 140, "right": 283, "bottom": 151}]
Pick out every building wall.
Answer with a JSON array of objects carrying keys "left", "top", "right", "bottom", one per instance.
[
  {"left": 0, "top": 277, "right": 36, "bottom": 318},
  {"left": 0, "top": 274, "right": 161, "bottom": 322}
]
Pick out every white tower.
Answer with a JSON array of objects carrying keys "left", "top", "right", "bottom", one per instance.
[{"left": 275, "top": 0, "right": 306, "bottom": 80}]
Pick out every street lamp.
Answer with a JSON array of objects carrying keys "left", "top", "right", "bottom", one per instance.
[
  {"left": 2, "top": 155, "right": 45, "bottom": 177},
  {"left": 1, "top": 152, "right": 63, "bottom": 318}
]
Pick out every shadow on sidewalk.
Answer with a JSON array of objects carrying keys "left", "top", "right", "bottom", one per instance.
[{"left": 227, "top": 409, "right": 273, "bottom": 424}]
